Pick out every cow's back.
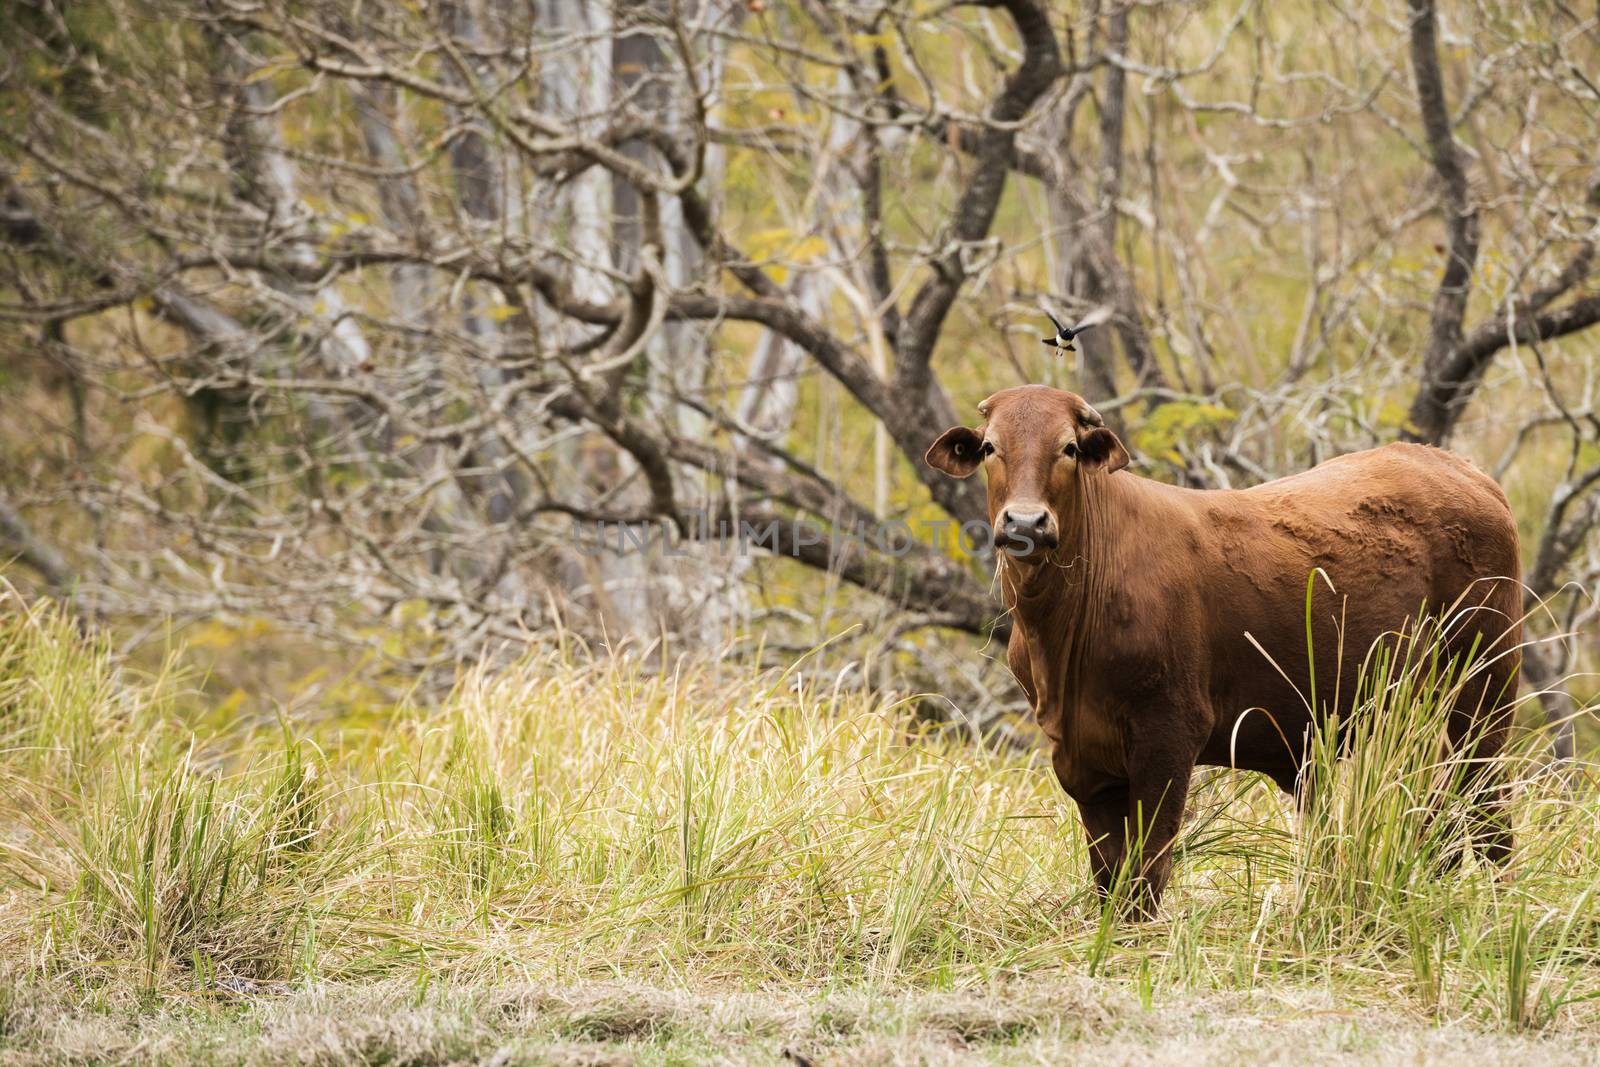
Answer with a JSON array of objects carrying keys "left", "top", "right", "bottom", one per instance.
[
  {"left": 1239, "top": 442, "right": 1519, "bottom": 601},
  {"left": 1185, "top": 443, "right": 1521, "bottom": 774}
]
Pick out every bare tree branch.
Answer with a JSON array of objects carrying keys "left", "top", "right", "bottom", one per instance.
[
  {"left": 1400, "top": 0, "right": 1481, "bottom": 444},
  {"left": 0, "top": 495, "right": 76, "bottom": 594}
]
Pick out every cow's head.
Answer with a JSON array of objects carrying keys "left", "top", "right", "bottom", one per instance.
[{"left": 925, "top": 385, "right": 1128, "bottom": 558}]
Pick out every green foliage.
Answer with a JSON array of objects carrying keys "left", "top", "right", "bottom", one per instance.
[
  {"left": 1131, "top": 401, "right": 1237, "bottom": 465},
  {"left": 5, "top": 1, "right": 124, "bottom": 123}
]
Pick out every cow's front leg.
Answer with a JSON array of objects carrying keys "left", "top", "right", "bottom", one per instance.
[
  {"left": 1075, "top": 784, "right": 1130, "bottom": 898},
  {"left": 1123, "top": 748, "right": 1197, "bottom": 918}
]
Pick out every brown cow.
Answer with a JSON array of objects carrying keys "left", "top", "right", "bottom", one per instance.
[{"left": 926, "top": 385, "right": 1520, "bottom": 913}]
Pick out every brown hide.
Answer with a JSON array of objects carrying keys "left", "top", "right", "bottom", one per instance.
[{"left": 927, "top": 385, "right": 1521, "bottom": 912}]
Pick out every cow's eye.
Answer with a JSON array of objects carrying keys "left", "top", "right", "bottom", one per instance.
[
  {"left": 1063, "top": 441, "right": 1079, "bottom": 458},
  {"left": 979, "top": 441, "right": 995, "bottom": 458}
]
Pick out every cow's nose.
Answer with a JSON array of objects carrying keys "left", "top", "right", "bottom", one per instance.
[{"left": 998, "top": 508, "right": 1058, "bottom": 552}]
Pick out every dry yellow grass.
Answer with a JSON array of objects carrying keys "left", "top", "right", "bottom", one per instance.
[{"left": 3, "top": 591, "right": 1600, "bottom": 1063}]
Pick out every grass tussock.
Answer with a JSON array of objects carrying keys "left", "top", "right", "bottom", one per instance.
[{"left": 2, "top": 592, "right": 1600, "bottom": 1036}]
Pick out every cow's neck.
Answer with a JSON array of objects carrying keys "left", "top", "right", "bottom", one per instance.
[{"left": 1001, "top": 470, "right": 1138, "bottom": 726}]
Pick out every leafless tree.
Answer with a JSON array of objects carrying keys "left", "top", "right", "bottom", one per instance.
[{"left": 1, "top": 1, "right": 1596, "bottom": 742}]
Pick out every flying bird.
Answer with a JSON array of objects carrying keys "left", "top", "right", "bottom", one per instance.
[{"left": 1041, "top": 306, "right": 1112, "bottom": 352}]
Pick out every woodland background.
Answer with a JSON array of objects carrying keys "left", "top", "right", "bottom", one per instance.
[{"left": 1, "top": 0, "right": 1598, "bottom": 753}]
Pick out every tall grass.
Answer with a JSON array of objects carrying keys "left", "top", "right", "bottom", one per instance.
[{"left": 2, "top": 593, "right": 1598, "bottom": 1030}]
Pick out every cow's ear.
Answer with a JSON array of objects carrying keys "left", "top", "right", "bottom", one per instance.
[
  {"left": 926, "top": 426, "right": 984, "bottom": 478},
  {"left": 1076, "top": 426, "right": 1129, "bottom": 474}
]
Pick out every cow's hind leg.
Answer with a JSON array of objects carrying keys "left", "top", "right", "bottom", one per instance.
[
  {"left": 1442, "top": 611, "right": 1518, "bottom": 866},
  {"left": 1450, "top": 670, "right": 1515, "bottom": 866}
]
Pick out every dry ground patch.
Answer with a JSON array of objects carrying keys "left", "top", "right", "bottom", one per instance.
[{"left": 5, "top": 979, "right": 1600, "bottom": 1067}]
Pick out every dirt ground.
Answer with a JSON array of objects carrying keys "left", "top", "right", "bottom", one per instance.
[{"left": 5, "top": 978, "right": 1599, "bottom": 1066}]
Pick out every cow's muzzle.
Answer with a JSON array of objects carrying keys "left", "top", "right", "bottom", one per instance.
[{"left": 995, "top": 506, "right": 1058, "bottom": 556}]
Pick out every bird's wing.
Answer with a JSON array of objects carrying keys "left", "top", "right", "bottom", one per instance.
[
  {"left": 1044, "top": 310, "right": 1067, "bottom": 334},
  {"left": 1070, "top": 305, "right": 1113, "bottom": 334}
]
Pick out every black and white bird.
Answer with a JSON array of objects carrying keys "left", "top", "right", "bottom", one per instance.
[{"left": 1040, "top": 306, "right": 1112, "bottom": 352}]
